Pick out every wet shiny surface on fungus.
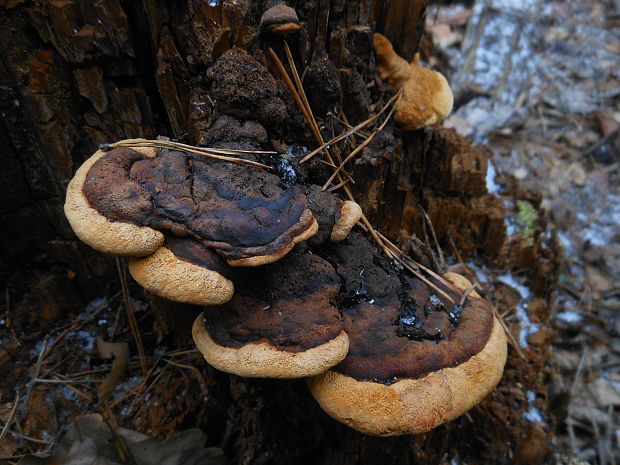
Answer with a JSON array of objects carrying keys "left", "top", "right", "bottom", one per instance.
[{"left": 323, "top": 232, "right": 495, "bottom": 384}]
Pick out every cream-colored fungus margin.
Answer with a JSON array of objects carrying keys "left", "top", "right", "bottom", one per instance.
[
  {"left": 129, "top": 247, "right": 234, "bottom": 306},
  {"left": 192, "top": 314, "right": 349, "bottom": 378},
  {"left": 64, "top": 141, "right": 164, "bottom": 257}
]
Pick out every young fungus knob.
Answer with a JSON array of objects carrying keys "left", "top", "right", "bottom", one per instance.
[
  {"left": 260, "top": 4, "right": 300, "bottom": 35},
  {"left": 373, "top": 33, "right": 454, "bottom": 131}
]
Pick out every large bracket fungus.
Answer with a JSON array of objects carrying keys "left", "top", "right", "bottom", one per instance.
[
  {"left": 64, "top": 140, "right": 361, "bottom": 305},
  {"left": 307, "top": 266, "right": 507, "bottom": 436}
]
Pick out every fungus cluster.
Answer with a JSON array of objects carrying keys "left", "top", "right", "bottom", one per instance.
[
  {"left": 65, "top": 142, "right": 506, "bottom": 436},
  {"left": 373, "top": 33, "right": 454, "bottom": 131}
]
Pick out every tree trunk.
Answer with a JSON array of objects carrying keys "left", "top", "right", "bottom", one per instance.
[{"left": 0, "top": 1, "right": 556, "bottom": 464}]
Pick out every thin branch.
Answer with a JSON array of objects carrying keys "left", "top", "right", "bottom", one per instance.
[
  {"left": 107, "top": 139, "right": 273, "bottom": 170},
  {"left": 300, "top": 90, "right": 402, "bottom": 164},
  {"left": 321, "top": 103, "right": 397, "bottom": 190},
  {"left": 115, "top": 258, "right": 147, "bottom": 376},
  {"left": 0, "top": 389, "right": 19, "bottom": 447},
  {"left": 421, "top": 207, "right": 445, "bottom": 268},
  {"left": 458, "top": 284, "right": 478, "bottom": 306},
  {"left": 492, "top": 306, "right": 527, "bottom": 360}
]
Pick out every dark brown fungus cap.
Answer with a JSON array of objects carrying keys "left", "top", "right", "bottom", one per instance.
[
  {"left": 128, "top": 237, "right": 234, "bottom": 306},
  {"left": 260, "top": 4, "right": 300, "bottom": 35},
  {"left": 64, "top": 142, "right": 164, "bottom": 257},
  {"left": 308, "top": 235, "right": 507, "bottom": 436},
  {"left": 79, "top": 145, "right": 318, "bottom": 267},
  {"left": 192, "top": 252, "right": 349, "bottom": 378}
]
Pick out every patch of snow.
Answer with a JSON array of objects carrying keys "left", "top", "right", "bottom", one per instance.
[
  {"left": 524, "top": 390, "right": 544, "bottom": 422},
  {"left": 66, "top": 331, "right": 95, "bottom": 352},
  {"left": 556, "top": 311, "right": 583, "bottom": 324},
  {"left": 498, "top": 273, "right": 539, "bottom": 346},
  {"left": 399, "top": 315, "right": 416, "bottom": 325},
  {"left": 468, "top": 261, "right": 491, "bottom": 283},
  {"left": 557, "top": 232, "right": 573, "bottom": 255},
  {"left": 486, "top": 162, "right": 502, "bottom": 194},
  {"left": 86, "top": 297, "right": 108, "bottom": 312}
]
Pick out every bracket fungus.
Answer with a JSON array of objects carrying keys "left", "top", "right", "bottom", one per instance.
[
  {"left": 307, "top": 260, "right": 507, "bottom": 437},
  {"left": 64, "top": 140, "right": 361, "bottom": 305},
  {"left": 373, "top": 33, "right": 454, "bottom": 131},
  {"left": 192, "top": 252, "right": 349, "bottom": 378},
  {"left": 259, "top": 3, "right": 300, "bottom": 35}
]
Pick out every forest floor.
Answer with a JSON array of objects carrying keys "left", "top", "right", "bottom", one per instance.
[
  {"left": 0, "top": 0, "right": 618, "bottom": 464},
  {"left": 429, "top": 0, "right": 620, "bottom": 463}
]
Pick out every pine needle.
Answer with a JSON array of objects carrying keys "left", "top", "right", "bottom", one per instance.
[
  {"left": 271, "top": 44, "right": 459, "bottom": 305},
  {"left": 299, "top": 90, "right": 402, "bottom": 164},
  {"left": 115, "top": 258, "right": 147, "bottom": 376},
  {"left": 106, "top": 139, "right": 274, "bottom": 170},
  {"left": 321, "top": 103, "right": 397, "bottom": 190}
]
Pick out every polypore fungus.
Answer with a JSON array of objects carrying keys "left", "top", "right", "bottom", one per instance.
[
  {"left": 307, "top": 236, "right": 507, "bottom": 436},
  {"left": 64, "top": 140, "right": 362, "bottom": 305},
  {"left": 260, "top": 4, "right": 300, "bottom": 35},
  {"left": 192, "top": 252, "right": 349, "bottom": 378},
  {"left": 128, "top": 237, "right": 234, "bottom": 306},
  {"left": 373, "top": 33, "right": 454, "bottom": 131},
  {"left": 68, "top": 143, "right": 318, "bottom": 267},
  {"left": 64, "top": 142, "right": 164, "bottom": 257}
]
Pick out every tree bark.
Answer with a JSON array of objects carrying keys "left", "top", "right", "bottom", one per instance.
[{"left": 0, "top": 1, "right": 555, "bottom": 464}]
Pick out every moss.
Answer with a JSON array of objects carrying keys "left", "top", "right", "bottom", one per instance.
[{"left": 516, "top": 200, "right": 537, "bottom": 246}]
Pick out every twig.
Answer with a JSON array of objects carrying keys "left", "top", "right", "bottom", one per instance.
[
  {"left": 377, "top": 232, "right": 461, "bottom": 296},
  {"left": 107, "top": 139, "right": 273, "bottom": 170},
  {"left": 458, "top": 284, "right": 478, "bottom": 306},
  {"left": 7, "top": 431, "right": 55, "bottom": 445},
  {"left": 33, "top": 378, "right": 103, "bottom": 384},
  {"left": 492, "top": 306, "right": 527, "bottom": 360},
  {"left": 115, "top": 258, "right": 147, "bottom": 376},
  {"left": 299, "top": 91, "right": 402, "bottom": 163},
  {"left": 447, "top": 232, "right": 465, "bottom": 266},
  {"left": 328, "top": 111, "right": 371, "bottom": 138},
  {"left": 421, "top": 207, "right": 445, "bottom": 268},
  {"left": 23, "top": 337, "right": 48, "bottom": 413},
  {"left": 321, "top": 103, "right": 397, "bottom": 190},
  {"left": 0, "top": 389, "right": 19, "bottom": 447},
  {"left": 326, "top": 178, "right": 350, "bottom": 192}
]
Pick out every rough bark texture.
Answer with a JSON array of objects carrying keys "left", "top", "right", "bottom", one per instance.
[{"left": 0, "top": 1, "right": 556, "bottom": 464}]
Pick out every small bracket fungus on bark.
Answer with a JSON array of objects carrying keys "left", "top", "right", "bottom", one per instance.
[
  {"left": 373, "top": 33, "right": 454, "bottom": 131},
  {"left": 259, "top": 3, "right": 300, "bottom": 35},
  {"left": 64, "top": 140, "right": 361, "bottom": 305}
]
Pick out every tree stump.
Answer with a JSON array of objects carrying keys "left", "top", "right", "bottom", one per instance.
[{"left": 0, "top": 1, "right": 558, "bottom": 464}]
